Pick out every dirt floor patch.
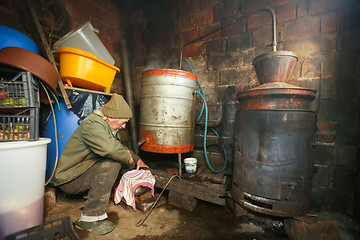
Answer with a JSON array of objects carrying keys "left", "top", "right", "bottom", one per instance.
[{"left": 44, "top": 189, "right": 360, "bottom": 240}]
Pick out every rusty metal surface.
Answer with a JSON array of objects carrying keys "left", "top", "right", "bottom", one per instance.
[
  {"left": 139, "top": 69, "right": 197, "bottom": 154},
  {"left": 237, "top": 82, "right": 316, "bottom": 111},
  {"left": 253, "top": 51, "right": 298, "bottom": 84},
  {"left": 140, "top": 130, "right": 194, "bottom": 154},
  {"left": 232, "top": 109, "right": 315, "bottom": 217}
]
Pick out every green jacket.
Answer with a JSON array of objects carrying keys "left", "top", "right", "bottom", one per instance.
[{"left": 54, "top": 113, "right": 140, "bottom": 186}]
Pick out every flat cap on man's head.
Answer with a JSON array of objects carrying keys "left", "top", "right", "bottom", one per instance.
[{"left": 102, "top": 93, "right": 132, "bottom": 119}]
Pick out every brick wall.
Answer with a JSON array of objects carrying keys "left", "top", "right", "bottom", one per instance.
[
  {"left": 58, "top": 0, "right": 131, "bottom": 143},
  {"left": 0, "top": 0, "right": 132, "bottom": 143},
  {"left": 60, "top": 0, "right": 123, "bottom": 59},
  {"left": 127, "top": 0, "right": 360, "bottom": 215},
  {"left": 1, "top": 0, "right": 125, "bottom": 92},
  {"left": 59, "top": 0, "right": 124, "bottom": 93},
  {"left": 2, "top": 0, "right": 357, "bottom": 216},
  {"left": 3, "top": 0, "right": 357, "bottom": 216}
]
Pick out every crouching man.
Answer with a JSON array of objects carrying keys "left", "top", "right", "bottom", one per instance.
[{"left": 54, "top": 93, "right": 148, "bottom": 235}]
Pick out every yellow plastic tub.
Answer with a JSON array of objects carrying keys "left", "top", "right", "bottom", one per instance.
[{"left": 55, "top": 47, "right": 119, "bottom": 93}]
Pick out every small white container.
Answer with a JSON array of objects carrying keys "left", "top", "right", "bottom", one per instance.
[
  {"left": 53, "top": 21, "right": 115, "bottom": 65},
  {"left": 184, "top": 158, "right": 197, "bottom": 173},
  {"left": 0, "top": 138, "right": 51, "bottom": 239}
]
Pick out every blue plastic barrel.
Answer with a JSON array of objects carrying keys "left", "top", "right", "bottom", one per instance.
[
  {"left": 0, "top": 24, "right": 40, "bottom": 54},
  {"left": 42, "top": 99, "right": 80, "bottom": 186}
]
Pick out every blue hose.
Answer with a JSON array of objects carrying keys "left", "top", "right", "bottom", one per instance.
[
  {"left": 184, "top": 59, "right": 227, "bottom": 173},
  {"left": 195, "top": 91, "right": 227, "bottom": 173},
  {"left": 184, "top": 59, "right": 205, "bottom": 122}
]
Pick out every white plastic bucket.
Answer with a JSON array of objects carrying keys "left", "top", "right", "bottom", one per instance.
[
  {"left": 0, "top": 138, "right": 51, "bottom": 239},
  {"left": 184, "top": 158, "right": 197, "bottom": 173},
  {"left": 53, "top": 21, "right": 115, "bottom": 65}
]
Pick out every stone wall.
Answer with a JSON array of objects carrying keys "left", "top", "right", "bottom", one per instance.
[
  {"left": 126, "top": 0, "right": 360, "bottom": 215},
  {"left": 2, "top": 0, "right": 358, "bottom": 215}
]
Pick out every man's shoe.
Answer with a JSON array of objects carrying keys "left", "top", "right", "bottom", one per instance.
[{"left": 74, "top": 219, "right": 115, "bottom": 235}]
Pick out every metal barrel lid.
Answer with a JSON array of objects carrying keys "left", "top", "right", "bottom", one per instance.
[{"left": 237, "top": 82, "right": 316, "bottom": 111}]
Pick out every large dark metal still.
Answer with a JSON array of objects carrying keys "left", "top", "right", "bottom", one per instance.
[
  {"left": 231, "top": 8, "right": 317, "bottom": 218},
  {"left": 232, "top": 83, "right": 316, "bottom": 217}
]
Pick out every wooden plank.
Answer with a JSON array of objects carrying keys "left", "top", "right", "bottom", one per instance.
[
  {"left": 197, "top": 166, "right": 224, "bottom": 184},
  {"left": 168, "top": 190, "right": 198, "bottom": 212},
  {"left": 26, "top": 0, "right": 72, "bottom": 109},
  {"left": 64, "top": 86, "right": 113, "bottom": 96},
  {"left": 284, "top": 218, "right": 340, "bottom": 240},
  {"left": 150, "top": 169, "right": 226, "bottom": 206}
]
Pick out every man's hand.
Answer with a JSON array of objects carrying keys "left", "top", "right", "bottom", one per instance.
[{"left": 136, "top": 159, "right": 149, "bottom": 170}]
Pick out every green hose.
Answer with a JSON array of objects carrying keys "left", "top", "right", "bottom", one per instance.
[{"left": 44, "top": 83, "right": 61, "bottom": 111}]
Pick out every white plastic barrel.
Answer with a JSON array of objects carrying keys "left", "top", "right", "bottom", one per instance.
[
  {"left": 53, "top": 21, "right": 115, "bottom": 65},
  {"left": 0, "top": 138, "right": 51, "bottom": 239}
]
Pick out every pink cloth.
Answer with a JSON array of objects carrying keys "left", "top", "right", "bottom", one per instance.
[{"left": 114, "top": 169, "right": 155, "bottom": 210}]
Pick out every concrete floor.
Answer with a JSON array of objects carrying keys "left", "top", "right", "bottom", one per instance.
[{"left": 43, "top": 188, "right": 360, "bottom": 240}]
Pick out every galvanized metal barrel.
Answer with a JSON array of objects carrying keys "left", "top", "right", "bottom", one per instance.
[{"left": 139, "top": 69, "right": 197, "bottom": 154}]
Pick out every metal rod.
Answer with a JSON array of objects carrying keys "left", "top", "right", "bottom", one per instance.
[
  {"left": 136, "top": 138, "right": 147, "bottom": 155},
  {"left": 136, "top": 175, "right": 181, "bottom": 227},
  {"left": 178, "top": 153, "right": 182, "bottom": 177},
  {"left": 256, "top": 8, "right": 277, "bottom": 51},
  {"left": 179, "top": 49, "right": 183, "bottom": 71},
  {"left": 177, "top": 130, "right": 182, "bottom": 177}
]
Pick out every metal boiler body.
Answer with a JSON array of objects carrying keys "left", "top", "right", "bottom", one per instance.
[
  {"left": 231, "top": 82, "right": 316, "bottom": 217},
  {"left": 139, "top": 69, "right": 197, "bottom": 154}
]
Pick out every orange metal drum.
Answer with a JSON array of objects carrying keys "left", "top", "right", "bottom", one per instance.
[{"left": 139, "top": 69, "right": 197, "bottom": 154}]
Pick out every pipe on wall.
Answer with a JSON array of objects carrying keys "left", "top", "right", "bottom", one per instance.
[{"left": 120, "top": 38, "right": 137, "bottom": 152}]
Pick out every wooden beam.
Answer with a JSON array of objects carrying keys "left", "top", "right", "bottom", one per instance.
[
  {"left": 26, "top": 0, "right": 72, "bottom": 109},
  {"left": 63, "top": 86, "right": 113, "bottom": 96},
  {"left": 168, "top": 190, "right": 198, "bottom": 212},
  {"left": 150, "top": 169, "right": 226, "bottom": 206}
]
